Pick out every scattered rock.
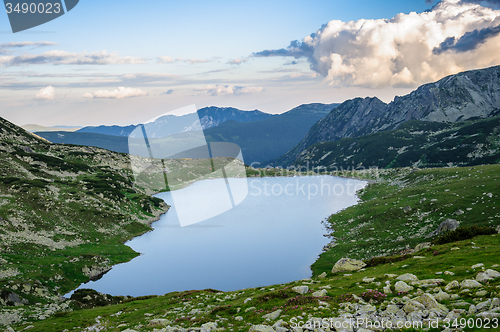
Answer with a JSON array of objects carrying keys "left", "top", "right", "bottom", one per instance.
[
  {"left": 317, "top": 272, "right": 327, "bottom": 279},
  {"left": 426, "top": 219, "right": 460, "bottom": 238},
  {"left": 395, "top": 281, "right": 414, "bottom": 293},
  {"left": 262, "top": 309, "right": 282, "bottom": 320},
  {"left": 476, "top": 290, "right": 488, "bottom": 297},
  {"left": 460, "top": 279, "right": 482, "bottom": 289},
  {"left": 362, "top": 277, "right": 375, "bottom": 283},
  {"left": 444, "top": 271, "right": 455, "bottom": 276},
  {"left": 476, "top": 269, "right": 500, "bottom": 282},
  {"left": 312, "top": 289, "right": 328, "bottom": 297},
  {"left": 403, "top": 300, "right": 425, "bottom": 313},
  {"left": 249, "top": 325, "right": 275, "bottom": 332},
  {"left": 472, "top": 263, "right": 484, "bottom": 269},
  {"left": 235, "top": 316, "right": 243, "bottom": 321},
  {"left": 455, "top": 209, "right": 464, "bottom": 215},
  {"left": 148, "top": 319, "right": 171, "bottom": 327},
  {"left": 291, "top": 286, "right": 308, "bottom": 295},
  {"left": 445, "top": 280, "right": 460, "bottom": 292},
  {"left": 415, "top": 293, "right": 449, "bottom": 316},
  {"left": 404, "top": 206, "right": 412, "bottom": 213},
  {"left": 397, "top": 273, "right": 419, "bottom": 282},
  {"left": 331, "top": 258, "right": 366, "bottom": 273},
  {"left": 414, "top": 242, "right": 431, "bottom": 252}
]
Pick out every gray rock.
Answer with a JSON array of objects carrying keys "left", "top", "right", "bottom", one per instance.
[
  {"left": 476, "top": 269, "right": 500, "bottom": 282},
  {"left": 395, "top": 281, "right": 414, "bottom": 293},
  {"left": 235, "top": 316, "right": 243, "bottom": 321},
  {"left": 415, "top": 293, "right": 449, "bottom": 316},
  {"left": 331, "top": 258, "right": 366, "bottom": 273},
  {"left": 445, "top": 280, "right": 460, "bottom": 291},
  {"left": 148, "top": 319, "right": 171, "bottom": 327},
  {"left": 317, "top": 272, "right": 327, "bottom": 279},
  {"left": 469, "top": 304, "right": 477, "bottom": 315},
  {"left": 460, "top": 279, "right": 482, "bottom": 289},
  {"left": 426, "top": 219, "right": 460, "bottom": 238},
  {"left": 312, "top": 289, "right": 328, "bottom": 297},
  {"left": 263, "top": 309, "right": 282, "bottom": 320},
  {"left": 434, "top": 291, "right": 451, "bottom": 302},
  {"left": 414, "top": 242, "right": 431, "bottom": 252},
  {"left": 477, "top": 299, "right": 492, "bottom": 312},
  {"left": 292, "top": 286, "right": 309, "bottom": 295},
  {"left": 397, "top": 273, "right": 419, "bottom": 282},
  {"left": 491, "top": 298, "right": 500, "bottom": 309},
  {"left": 249, "top": 325, "right": 275, "bottom": 332},
  {"left": 403, "top": 300, "right": 425, "bottom": 313}
]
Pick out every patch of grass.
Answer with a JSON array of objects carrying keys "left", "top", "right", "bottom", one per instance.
[{"left": 432, "top": 225, "right": 497, "bottom": 245}]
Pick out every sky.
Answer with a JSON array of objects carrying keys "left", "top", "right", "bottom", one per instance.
[{"left": 1, "top": 0, "right": 500, "bottom": 126}]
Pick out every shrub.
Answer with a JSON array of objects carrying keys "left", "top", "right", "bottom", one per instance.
[
  {"left": 360, "top": 290, "right": 387, "bottom": 303},
  {"left": 256, "top": 289, "right": 292, "bottom": 303},
  {"left": 432, "top": 225, "right": 497, "bottom": 245}
]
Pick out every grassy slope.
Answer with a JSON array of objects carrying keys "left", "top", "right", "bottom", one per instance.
[
  {"left": 294, "top": 117, "right": 500, "bottom": 171},
  {"left": 311, "top": 165, "right": 500, "bottom": 276},
  {"left": 10, "top": 164, "right": 500, "bottom": 331},
  {"left": 22, "top": 235, "right": 500, "bottom": 331},
  {"left": 0, "top": 117, "right": 170, "bottom": 302}
]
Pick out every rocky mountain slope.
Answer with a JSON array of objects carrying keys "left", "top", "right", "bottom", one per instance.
[
  {"left": 293, "top": 116, "right": 500, "bottom": 171},
  {"left": 0, "top": 116, "right": 170, "bottom": 306},
  {"left": 77, "top": 107, "right": 275, "bottom": 137},
  {"left": 271, "top": 65, "right": 500, "bottom": 166}
]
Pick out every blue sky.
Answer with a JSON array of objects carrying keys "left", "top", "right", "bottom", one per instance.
[{"left": 1, "top": 0, "right": 500, "bottom": 126}]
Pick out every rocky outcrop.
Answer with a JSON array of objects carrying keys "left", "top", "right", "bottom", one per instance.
[
  {"left": 331, "top": 258, "right": 366, "bottom": 273},
  {"left": 426, "top": 218, "right": 460, "bottom": 238},
  {"left": 273, "top": 65, "right": 500, "bottom": 166}
]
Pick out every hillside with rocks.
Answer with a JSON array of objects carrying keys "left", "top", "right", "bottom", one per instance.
[
  {"left": 271, "top": 66, "right": 500, "bottom": 166},
  {"left": 292, "top": 116, "right": 500, "bottom": 171},
  {"left": 0, "top": 116, "right": 170, "bottom": 308}
]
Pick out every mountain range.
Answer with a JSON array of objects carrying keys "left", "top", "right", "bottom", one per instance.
[
  {"left": 270, "top": 65, "right": 500, "bottom": 166},
  {"left": 77, "top": 106, "right": 275, "bottom": 137},
  {"left": 35, "top": 103, "right": 337, "bottom": 164}
]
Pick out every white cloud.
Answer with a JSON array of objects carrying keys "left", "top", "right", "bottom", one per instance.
[
  {"left": 199, "top": 85, "right": 264, "bottom": 96},
  {"left": 35, "top": 86, "right": 55, "bottom": 100},
  {"left": 84, "top": 87, "right": 149, "bottom": 99},
  {"left": 0, "top": 50, "right": 146, "bottom": 66},
  {"left": 157, "top": 56, "right": 214, "bottom": 65},
  {"left": 254, "top": 0, "right": 500, "bottom": 87},
  {"left": 227, "top": 58, "right": 248, "bottom": 65},
  {"left": 0, "top": 41, "right": 57, "bottom": 48}
]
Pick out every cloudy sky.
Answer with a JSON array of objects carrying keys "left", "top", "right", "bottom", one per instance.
[{"left": 1, "top": 0, "right": 500, "bottom": 126}]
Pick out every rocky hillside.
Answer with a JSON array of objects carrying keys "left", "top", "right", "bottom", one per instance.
[
  {"left": 293, "top": 116, "right": 500, "bottom": 171},
  {"left": 0, "top": 116, "right": 170, "bottom": 306},
  {"left": 271, "top": 65, "right": 500, "bottom": 166}
]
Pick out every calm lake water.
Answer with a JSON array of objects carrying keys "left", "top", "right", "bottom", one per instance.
[{"left": 75, "top": 176, "right": 366, "bottom": 296}]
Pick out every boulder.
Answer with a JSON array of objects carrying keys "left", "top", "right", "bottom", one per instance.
[
  {"left": 426, "top": 219, "right": 460, "bottom": 238},
  {"left": 460, "top": 279, "right": 482, "bottom": 289},
  {"left": 394, "top": 281, "right": 414, "bottom": 293},
  {"left": 403, "top": 300, "right": 425, "bottom": 313},
  {"left": 445, "top": 280, "right": 459, "bottom": 292},
  {"left": 415, "top": 293, "right": 449, "bottom": 316},
  {"left": 262, "top": 309, "right": 282, "bottom": 320},
  {"left": 397, "top": 273, "right": 419, "bottom": 282},
  {"left": 317, "top": 272, "right": 327, "bottom": 279},
  {"left": 292, "top": 286, "right": 308, "bottom": 295},
  {"left": 249, "top": 325, "right": 275, "bottom": 332},
  {"left": 476, "top": 269, "right": 500, "bottom": 282},
  {"left": 414, "top": 242, "right": 431, "bottom": 252},
  {"left": 148, "top": 319, "right": 171, "bottom": 327},
  {"left": 312, "top": 289, "right": 327, "bottom": 297},
  {"left": 434, "top": 291, "right": 451, "bottom": 302},
  {"left": 331, "top": 258, "right": 366, "bottom": 273}
]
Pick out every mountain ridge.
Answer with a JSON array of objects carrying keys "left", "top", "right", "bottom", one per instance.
[{"left": 270, "top": 65, "right": 500, "bottom": 166}]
